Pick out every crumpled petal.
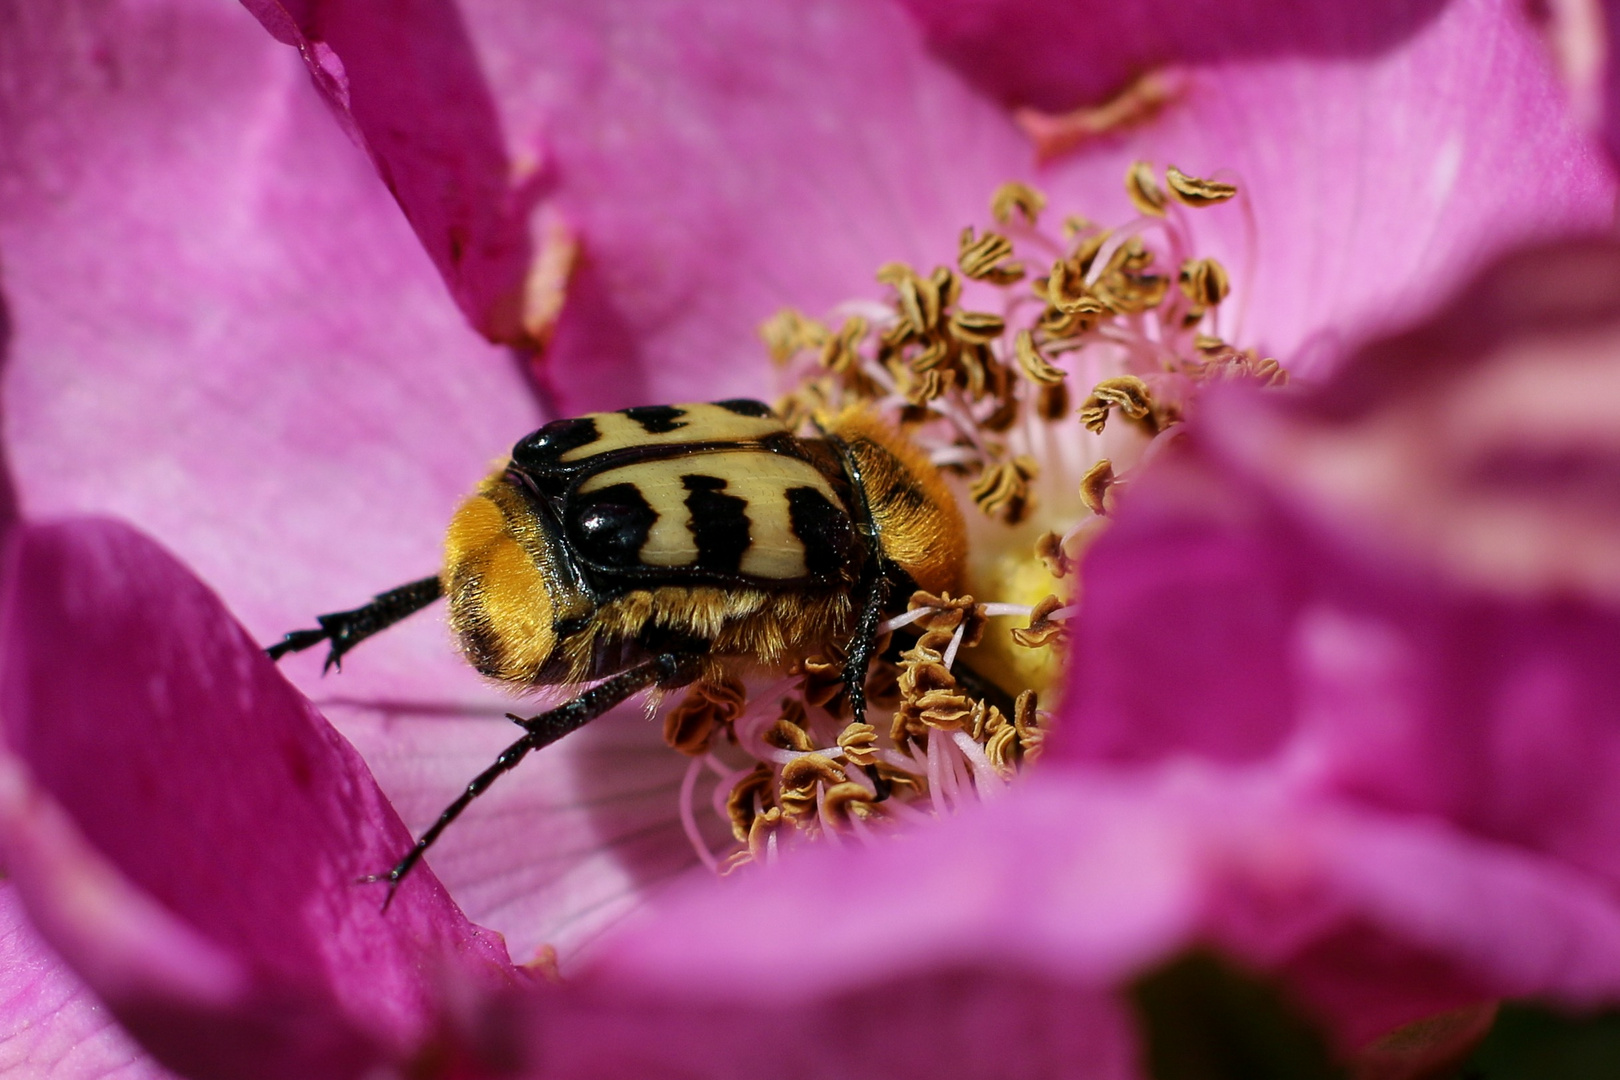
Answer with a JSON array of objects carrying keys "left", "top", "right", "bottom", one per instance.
[
  {"left": 1062, "top": 236, "right": 1620, "bottom": 896},
  {"left": 0, "top": 518, "right": 522, "bottom": 1079},
  {"left": 239, "top": 0, "right": 534, "bottom": 341},
  {"left": 0, "top": 883, "right": 177, "bottom": 1079}
]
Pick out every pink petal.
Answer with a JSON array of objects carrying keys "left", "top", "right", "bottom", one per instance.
[
  {"left": 238, "top": 0, "right": 534, "bottom": 341},
  {"left": 1600, "top": 1, "right": 1620, "bottom": 162},
  {"left": 530, "top": 963, "right": 1140, "bottom": 1079},
  {"left": 1, "top": 0, "right": 533, "bottom": 689},
  {"left": 0, "top": 883, "right": 177, "bottom": 1080},
  {"left": 338, "top": 705, "right": 715, "bottom": 964},
  {"left": 1016, "top": 0, "right": 1616, "bottom": 378},
  {"left": 1058, "top": 442, "right": 1303, "bottom": 767},
  {"left": 0, "top": 518, "right": 522, "bottom": 1077},
  {"left": 282, "top": 0, "right": 1620, "bottom": 411},
  {"left": 1062, "top": 237, "right": 1620, "bottom": 893},
  {"left": 896, "top": 0, "right": 1451, "bottom": 111},
  {"left": 1, "top": 2, "right": 698, "bottom": 958},
  {"left": 448, "top": 0, "right": 1037, "bottom": 410},
  {"left": 556, "top": 767, "right": 1620, "bottom": 1069}
]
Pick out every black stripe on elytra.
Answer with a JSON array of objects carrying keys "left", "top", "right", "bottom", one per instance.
[
  {"left": 511, "top": 416, "right": 600, "bottom": 472},
  {"left": 714, "top": 398, "right": 774, "bottom": 418},
  {"left": 682, "top": 474, "right": 750, "bottom": 574},
  {"left": 621, "top": 405, "right": 687, "bottom": 434},
  {"left": 568, "top": 482, "right": 657, "bottom": 569},
  {"left": 787, "top": 486, "right": 853, "bottom": 578}
]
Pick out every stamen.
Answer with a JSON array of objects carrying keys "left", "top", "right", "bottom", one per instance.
[
  {"left": 942, "top": 621, "right": 968, "bottom": 670},
  {"left": 1012, "top": 596, "right": 1069, "bottom": 649},
  {"left": 679, "top": 754, "right": 720, "bottom": 872},
  {"left": 978, "top": 602, "right": 1035, "bottom": 618},
  {"left": 1080, "top": 458, "right": 1117, "bottom": 516},
  {"left": 951, "top": 730, "right": 1005, "bottom": 795},
  {"left": 991, "top": 181, "right": 1047, "bottom": 226},
  {"left": 1179, "top": 257, "right": 1231, "bottom": 309},
  {"left": 1014, "top": 330, "right": 1067, "bottom": 386},
  {"left": 1079, "top": 376, "right": 1156, "bottom": 434},
  {"left": 1166, "top": 165, "right": 1239, "bottom": 206},
  {"left": 970, "top": 455, "right": 1039, "bottom": 523},
  {"left": 959, "top": 227, "right": 1026, "bottom": 284},
  {"left": 837, "top": 722, "right": 880, "bottom": 767},
  {"left": 877, "top": 607, "right": 935, "bottom": 634},
  {"left": 1125, "top": 160, "right": 1168, "bottom": 218}
]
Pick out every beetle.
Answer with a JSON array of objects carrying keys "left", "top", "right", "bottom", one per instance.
[{"left": 269, "top": 398, "right": 968, "bottom": 902}]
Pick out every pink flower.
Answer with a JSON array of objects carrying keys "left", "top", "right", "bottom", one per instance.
[{"left": 2, "top": 0, "right": 1619, "bottom": 1076}]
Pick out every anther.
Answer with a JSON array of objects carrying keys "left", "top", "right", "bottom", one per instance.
[
  {"left": 760, "top": 308, "right": 828, "bottom": 363},
  {"left": 1015, "top": 330, "right": 1066, "bottom": 387},
  {"left": 959, "top": 227, "right": 1024, "bottom": 283},
  {"left": 837, "top": 722, "right": 881, "bottom": 767},
  {"left": 1166, "top": 166, "right": 1238, "bottom": 206},
  {"left": 1080, "top": 376, "right": 1155, "bottom": 434},
  {"left": 1125, "top": 161, "right": 1168, "bottom": 217},
  {"left": 950, "top": 310, "right": 1006, "bottom": 345},
  {"left": 1079, "top": 458, "right": 1116, "bottom": 516},
  {"left": 1179, "top": 257, "right": 1231, "bottom": 307},
  {"left": 991, "top": 181, "right": 1047, "bottom": 225},
  {"left": 969, "top": 456, "right": 1039, "bottom": 524}
]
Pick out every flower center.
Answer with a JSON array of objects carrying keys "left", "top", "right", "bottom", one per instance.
[{"left": 664, "top": 165, "right": 1283, "bottom": 872}]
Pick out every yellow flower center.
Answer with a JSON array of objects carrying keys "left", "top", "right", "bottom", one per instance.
[{"left": 665, "top": 166, "right": 1283, "bottom": 871}]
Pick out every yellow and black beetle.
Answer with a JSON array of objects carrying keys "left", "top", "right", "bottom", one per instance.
[{"left": 270, "top": 398, "right": 969, "bottom": 901}]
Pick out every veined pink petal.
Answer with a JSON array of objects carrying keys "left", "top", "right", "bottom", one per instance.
[
  {"left": 0, "top": 518, "right": 522, "bottom": 1078},
  {"left": 0, "top": 884, "right": 177, "bottom": 1080}
]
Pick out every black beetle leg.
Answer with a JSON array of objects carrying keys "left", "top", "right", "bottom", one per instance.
[
  {"left": 366, "top": 651, "right": 701, "bottom": 910},
  {"left": 266, "top": 575, "right": 443, "bottom": 671},
  {"left": 841, "top": 569, "right": 893, "bottom": 802}
]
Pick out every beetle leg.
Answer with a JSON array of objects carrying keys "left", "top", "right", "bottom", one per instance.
[
  {"left": 266, "top": 575, "right": 443, "bottom": 671},
  {"left": 841, "top": 570, "right": 889, "bottom": 725},
  {"left": 841, "top": 569, "right": 893, "bottom": 801},
  {"left": 367, "top": 650, "right": 701, "bottom": 910}
]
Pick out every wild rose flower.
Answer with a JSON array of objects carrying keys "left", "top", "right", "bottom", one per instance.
[{"left": 3, "top": 0, "right": 1620, "bottom": 1076}]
